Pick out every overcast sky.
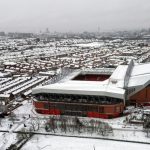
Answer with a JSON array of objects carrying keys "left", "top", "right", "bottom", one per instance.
[{"left": 0, "top": 0, "right": 150, "bottom": 33}]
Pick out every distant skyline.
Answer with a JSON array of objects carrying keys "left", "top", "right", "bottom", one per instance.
[{"left": 0, "top": 0, "right": 150, "bottom": 33}]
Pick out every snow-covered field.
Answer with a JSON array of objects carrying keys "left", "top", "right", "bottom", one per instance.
[
  {"left": 0, "top": 132, "right": 17, "bottom": 150},
  {"left": 22, "top": 135, "right": 150, "bottom": 150},
  {"left": 0, "top": 101, "right": 150, "bottom": 149}
]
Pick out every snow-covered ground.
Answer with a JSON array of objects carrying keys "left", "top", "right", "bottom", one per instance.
[
  {"left": 0, "top": 101, "right": 150, "bottom": 149},
  {"left": 13, "top": 100, "right": 34, "bottom": 115},
  {"left": 22, "top": 135, "right": 150, "bottom": 150},
  {"left": 0, "top": 132, "right": 17, "bottom": 150}
]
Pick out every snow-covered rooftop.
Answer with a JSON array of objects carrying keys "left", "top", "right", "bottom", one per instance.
[
  {"left": 131, "top": 63, "right": 150, "bottom": 76},
  {"left": 109, "top": 65, "right": 128, "bottom": 88},
  {"left": 32, "top": 61, "right": 150, "bottom": 100},
  {"left": 32, "top": 80, "right": 125, "bottom": 99}
]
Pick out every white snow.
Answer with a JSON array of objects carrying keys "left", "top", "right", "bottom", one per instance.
[
  {"left": 131, "top": 63, "right": 150, "bottom": 76},
  {"left": 32, "top": 80, "right": 125, "bottom": 99},
  {"left": 22, "top": 135, "right": 150, "bottom": 150},
  {"left": 76, "top": 42, "right": 104, "bottom": 48}
]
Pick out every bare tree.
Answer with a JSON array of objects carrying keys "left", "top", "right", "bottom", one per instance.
[
  {"left": 9, "top": 112, "right": 16, "bottom": 124},
  {"left": 90, "top": 119, "right": 96, "bottom": 134},
  {"left": 74, "top": 117, "right": 83, "bottom": 133},
  {"left": 17, "top": 128, "right": 29, "bottom": 141},
  {"left": 0, "top": 118, "right": 2, "bottom": 127},
  {"left": 30, "top": 118, "right": 40, "bottom": 131},
  {"left": 60, "top": 116, "right": 67, "bottom": 133},
  {"left": 143, "top": 116, "right": 150, "bottom": 137}
]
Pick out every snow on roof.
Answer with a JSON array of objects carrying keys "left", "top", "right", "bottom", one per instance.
[
  {"left": 4, "top": 62, "right": 16, "bottom": 66},
  {"left": 75, "top": 42, "right": 104, "bottom": 48},
  {"left": 110, "top": 65, "right": 128, "bottom": 81},
  {"left": 128, "top": 74, "right": 150, "bottom": 87},
  {"left": 32, "top": 80, "right": 125, "bottom": 99},
  {"left": 131, "top": 63, "right": 150, "bottom": 76},
  {"left": 108, "top": 65, "right": 128, "bottom": 88},
  {"left": 59, "top": 70, "right": 80, "bottom": 83},
  {"left": 39, "top": 71, "right": 56, "bottom": 76},
  {"left": 32, "top": 62, "right": 150, "bottom": 100},
  {"left": 127, "top": 63, "right": 150, "bottom": 88},
  {"left": 0, "top": 72, "right": 11, "bottom": 77},
  {"left": 0, "top": 94, "right": 10, "bottom": 98},
  {"left": 109, "top": 62, "right": 150, "bottom": 89},
  {"left": 81, "top": 68, "right": 114, "bottom": 75}
]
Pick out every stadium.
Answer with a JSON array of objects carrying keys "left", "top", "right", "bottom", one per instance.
[{"left": 32, "top": 60, "right": 150, "bottom": 118}]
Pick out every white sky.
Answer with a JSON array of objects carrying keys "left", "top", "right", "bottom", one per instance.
[{"left": 0, "top": 0, "right": 150, "bottom": 32}]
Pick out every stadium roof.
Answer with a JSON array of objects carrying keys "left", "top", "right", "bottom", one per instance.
[
  {"left": 32, "top": 80, "right": 125, "bottom": 99},
  {"left": 32, "top": 61, "right": 150, "bottom": 100}
]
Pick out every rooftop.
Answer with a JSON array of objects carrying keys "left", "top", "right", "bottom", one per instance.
[{"left": 32, "top": 61, "right": 150, "bottom": 100}]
